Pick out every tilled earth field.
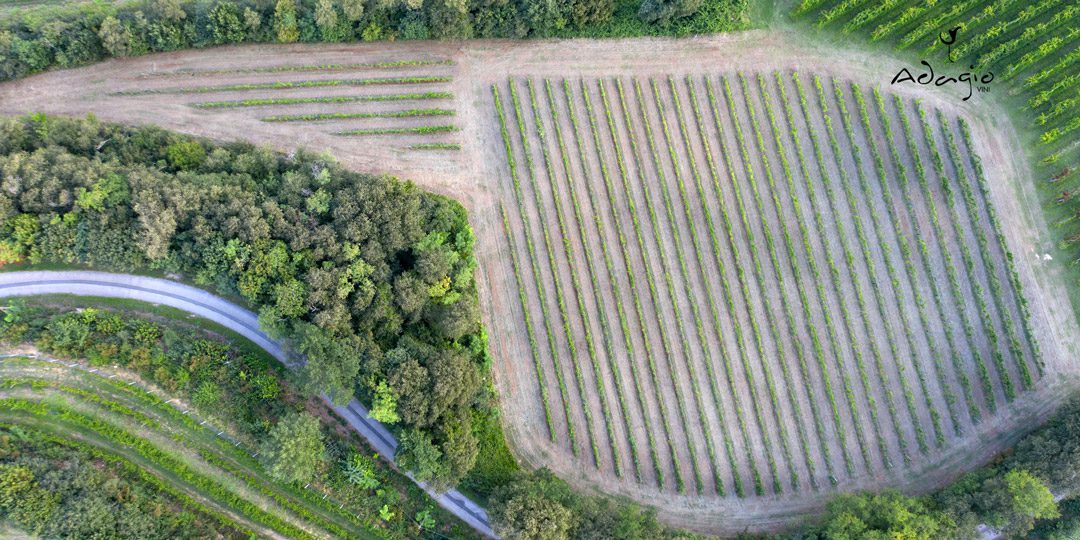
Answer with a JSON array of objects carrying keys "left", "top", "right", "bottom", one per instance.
[{"left": 2, "top": 32, "right": 1077, "bottom": 535}]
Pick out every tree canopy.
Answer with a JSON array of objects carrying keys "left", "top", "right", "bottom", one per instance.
[{"left": 0, "top": 114, "right": 487, "bottom": 488}]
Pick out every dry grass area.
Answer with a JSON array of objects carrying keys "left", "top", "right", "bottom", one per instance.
[{"left": 1, "top": 32, "right": 1077, "bottom": 535}]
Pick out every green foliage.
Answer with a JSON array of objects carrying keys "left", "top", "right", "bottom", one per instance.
[
  {"left": 637, "top": 0, "right": 702, "bottom": 25},
  {"left": 489, "top": 469, "right": 663, "bottom": 540},
  {"left": 259, "top": 411, "right": 326, "bottom": 484},
  {"left": 817, "top": 491, "right": 956, "bottom": 539},
  {"left": 0, "top": 115, "right": 490, "bottom": 483},
  {"left": 274, "top": 0, "right": 300, "bottom": 42},
  {"left": 208, "top": 2, "right": 247, "bottom": 44},
  {"left": 0, "top": 0, "right": 747, "bottom": 83},
  {"left": 395, "top": 428, "right": 446, "bottom": 488},
  {"left": 368, "top": 380, "right": 399, "bottom": 424},
  {"left": 165, "top": 140, "right": 205, "bottom": 170},
  {"left": 0, "top": 434, "right": 233, "bottom": 539},
  {"left": 0, "top": 305, "right": 467, "bottom": 538},
  {"left": 342, "top": 453, "right": 381, "bottom": 490}
]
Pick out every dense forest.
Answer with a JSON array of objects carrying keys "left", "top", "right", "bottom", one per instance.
[
  {"left": 0, "top": 0, "right": 748, "bottom": 81},
  {"left": 0, "top": 113, "right": 493, "bottom": 490}
]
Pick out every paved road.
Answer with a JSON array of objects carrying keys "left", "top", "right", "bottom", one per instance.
[{"left": 0, "top": 270, "right": 497, "bottom": 539}]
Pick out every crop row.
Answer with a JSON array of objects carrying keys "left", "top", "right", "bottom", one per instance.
[
  {"left": 116, "top": 76, "right": 452, "bottom": 95},
  {"left": 408, "top": 142, "right": 461, "bottom": 150},
  {"left": 4, "top": 421, "right": 256, "bottom": 536},
  {"left": 2, "top": 358, "right": 390, "bottom": 537},
  {"left": 647, "top": 77, "right": 758, "bottom": 495},
  {"left": 492, "top": 85, "right": 578, "bottom": 454},
  {"left": 0, "top": 396, "right": 319, "bottom": 539},
  {"left": 790, "top": 71, "right": 891, "bottom": 467},
  {"left": 754, "top": 72, "right": 845, "bottom": 483},
  {"left": 868, "top": 88, "right": 986, "bottom": 425},
  {"left": 957, "top": 118, "right": 1044, "bottom": 373},
  {"left": 521, "top": 78, "right": 615, "bottom": 473},
  {"left": 555, "top": 78, "right": 648, "bottom": 484},
  {"left": 579, "top": 78, "right": 674, "bottom": 490},
  {"left": 613, "top": 77, "right": 704, "bottom": 493},
  {"left": 175, "top": 59, "right": 453, "bottom": 75},
  {"left": 498, "top": 203, "right": 557, "bottom": 441},
  {"left": 740, "top": 72, "right": 843, "bottom": 485},
  {"left": 192, "top": 92, "right": 454, "bottom": 109},
  {"left": 810, "top": 73, "right": 921, "bottom": 460},
  {"left": 774, "top": 71, "right": 861, "bottom": 476},
  {"left": 914, "top": 100, "right": 1021, "bottom": 401},
  {"left": 892, "top": 94, "right": 1002, "bottom": 411},
  {"left": 675, "top": 74, "right": 787, "bottom": 495},
  {"left": 533, "top": 78, "right": 625, "bottom": 479},
  {"left": 701, "top": 76, "right": 793, "bottom": 495},
  {"left": 598, "top": 77, "right": 690, "bottom": 492},
  {"left": 262, "top": 108, "right": 454, "bottom": 122},
  {"left": 851, "top": 83, "right": 978, "bottom": 430},
  {"left": 935, "top": 110, "right": 1037, "bottom": 387},
  {"left": 824, "top": 76, "right": 951, "bottom": 449},
  {"left": 333, "top": 125, "right": 457, "bottom": 135},
  {"left": 722, "top": 73, "right": 820, "bottom": 490}
]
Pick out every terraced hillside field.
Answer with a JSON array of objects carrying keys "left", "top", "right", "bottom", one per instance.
[
  {"left": 0, "top": 355, "right": 387, "bottom": 539},
  {"left": 488, "top": 68, "right": 1047, "bottom": 524}
]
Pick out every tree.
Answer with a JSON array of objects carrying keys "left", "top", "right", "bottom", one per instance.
[
  {"left": 147, "top": 0, "right": 186, "bottom": 22},
  {"left": 489, "top": 472, "right": 575, "bottom": 540},
  {"left": 438, "top": 413, "right": 478, "bottom": 487},
  {"left": 208, "top": 2, "right": 247, "bottom": 44},
  {"left": 427, "top": 0, "right": 473, "bottom": 39},
  {"left": 315, "top": 0, "right": 348, "bottom": 41},
  {"left": 274, "top": 278, "right": 307, "bottom": 318},
  {"left": 342, "top": 0, "right": 365, "bottom": 21},
  {"left": 293, "top": 322, "right": 361, "bottom": 404},
  {"left": 637, "top": 0, "right": 701, "bottom": 25},
  {"left": 0, "top": 464, "right": 56, "bottom": 530},
  {"left": 980, "top": 470, "right": 1059, "bottom": 538},
  {"left": 165, "top": 140, "right": 205, "bottom": 171},
  {"left": 568, "top": 0, "right": 614, "bottom": 29},
  {"left": 395, "top": 428, "right": 447, "bottom": 487},
  {"left": 97, "top": 16, "right": 132, "bottom": 57},
  {"left": 274, "top": 0, "right": 301, "bottom": 43},
  {"left": 259, "top": 411, "right": 325, "bottom": 484},
  {"left": 819, "top": 491, "right": 956, "bottom": 540},
  {"left": 369, "top": 379, "right": 400, "bottom": 423}
]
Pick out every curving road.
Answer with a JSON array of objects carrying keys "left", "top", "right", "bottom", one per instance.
[{"left": 0, "top": 270, "right": 497, "bottom": 539}]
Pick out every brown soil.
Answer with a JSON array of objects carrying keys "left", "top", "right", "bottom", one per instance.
[{"left": 2, "top": 31, "right": 1077, "bottom": 536}]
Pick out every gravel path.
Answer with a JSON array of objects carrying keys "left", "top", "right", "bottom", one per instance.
[{"left": 0, "top": 270, "right": 497, "bottom": 539}]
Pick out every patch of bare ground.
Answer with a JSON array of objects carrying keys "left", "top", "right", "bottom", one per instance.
[{"left": 3, "top": 31, "right": 1078, "bottom": 536}]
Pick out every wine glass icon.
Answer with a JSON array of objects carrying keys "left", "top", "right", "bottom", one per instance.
[{"left": 940, "top": 26, "right": 961, "bottom": 62}]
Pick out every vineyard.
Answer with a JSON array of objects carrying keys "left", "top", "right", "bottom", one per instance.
[
  {"left": 489, "top": 71, "right": 1042, "bottom": 501},
  {"left": 795, "top": 0, "right": 1080, "bottom": 308},
  {"left": 109, "top": 55, "right": 460, "bottom": 152}
]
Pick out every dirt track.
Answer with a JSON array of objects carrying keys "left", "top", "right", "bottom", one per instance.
[{"left": 1, "top": 31, "right": 1078, "bottom": 535}]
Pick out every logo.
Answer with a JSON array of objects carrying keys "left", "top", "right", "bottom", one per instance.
[
  {"left": 939, "top": 26, "right": 961, "bottom": 62},
  {"left": 890, "top": 26, "right": 994, "bottom": 101}
]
